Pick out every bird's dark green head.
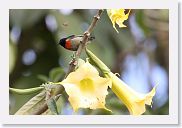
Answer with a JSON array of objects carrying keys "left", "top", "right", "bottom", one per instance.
[{"left": 59, "top": 38, "right": 67, "bottom": 47}]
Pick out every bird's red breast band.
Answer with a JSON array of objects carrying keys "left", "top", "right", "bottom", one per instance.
[{"left": 65, "top": 39, "right": 71, "bottom": 49}]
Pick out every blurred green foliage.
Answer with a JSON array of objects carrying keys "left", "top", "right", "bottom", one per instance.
[{"left": 9, "top": 9, "right": 169, "bottom": 115}]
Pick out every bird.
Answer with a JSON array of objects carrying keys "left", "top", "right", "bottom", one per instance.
[{"left": 59, "top": 35, "right": 95, "bottom": 51}]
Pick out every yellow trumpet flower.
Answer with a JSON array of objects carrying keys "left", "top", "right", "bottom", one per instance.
[
  {"left": 86, "top": 48, "right": 156, "bottom": 115},
  {"left": 107, "top": 9, "right": 131, "bottom": 33},
  {"left": 105, "top": 72, "right": 156, "bottom": 115},
  {"left": 60, "top": 60, "right": 112, "bottom": 112}
]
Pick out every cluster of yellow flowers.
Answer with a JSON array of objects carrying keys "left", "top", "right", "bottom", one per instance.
[
  {"left": 58, "top": 9, "right": 156, "bottom": 115},
  {"left": 59, "top": 49, "right": 156, "bottom": 116}
]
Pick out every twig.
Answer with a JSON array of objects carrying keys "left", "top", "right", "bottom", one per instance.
[
  {"left": 65, "top": 9, "right": 104, "bottom": 77},
  {"left": 32, "top": 9, "right": 103, "bottom": 115}
]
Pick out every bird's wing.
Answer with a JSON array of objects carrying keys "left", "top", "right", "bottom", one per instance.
[
  {"left": 67, "top": 35, "right": 75, "bottom": 39},
  {"left": 75, "top": 35, "right": 84, "bottom": 38}
]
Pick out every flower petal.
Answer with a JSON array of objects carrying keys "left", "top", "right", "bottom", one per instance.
[
  {"left": 62, "top": 61, "right": 99, "bottom": 84},
  {"left": 85, "top": 48, "right": 156, "bottom": 115},
  {"left": 108, "top": 72, "right": 156, "bottom": 115},
  {"left": 62, "top": 61, "right": 112, "bottom": 112},
  {"left": 107, "top": 9, "right": 131, "bottom": 33}
]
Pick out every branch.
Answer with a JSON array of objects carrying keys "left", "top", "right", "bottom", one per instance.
[
  {"left": 65, "top": 9, "right": 104, "bottom": 76},
  {"left": 31, "top": 9, "right": 103, "bottom": 115}
]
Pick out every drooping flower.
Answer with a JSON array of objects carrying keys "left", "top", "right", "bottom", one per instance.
[
  {"left": 106, "top": 72, "right": 156, "bottom": 115},
  {"left": 107, "top": 9, "right": 131, "bottom": 33},
  {"left": 86, "top": 48, "right": 156, "bottom": 115},
  {"left": 61, "top": 60, "right": 112, "bottom": 112}
]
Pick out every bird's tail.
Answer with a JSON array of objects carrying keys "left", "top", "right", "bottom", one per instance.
[{"left": 88, "top": 36, "right": 95, "bottom": 41}]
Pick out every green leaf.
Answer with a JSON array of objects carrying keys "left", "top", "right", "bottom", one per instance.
[
  {"left": 49, "top": 67, "right": 65, "bottom": 82},
  {"left": 15, "top": 91, "right": 46, "bottom": 115},
  {"left": 37, "top": 74, "right": 49, "bottom": 82},
  {"left": 10, "top": 86, "right": 44, "bottom": 95},
  {"left": 42, "top": 95, "right": 63, "bottom": 115},
  {"left": 47, "top": 97, "right": 59, "bottom": 115},
  {"left": 55, "top": 96, "right": 64, "bottom": 115}
]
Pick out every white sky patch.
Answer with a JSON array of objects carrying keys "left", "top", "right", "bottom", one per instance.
[
  {"left": 122, "top": 52, "right": 168, "bottom": 108},
  {"left": 122, "top": 52, "right": 150, "bottom": 93},
  {"left": 10, "top": 26, "right": 21, "bottom": 44},
  {"left": 45, "top": 14, "right": 58, "bottom": 32},
  {"left": 151, "top": 64, "right": 168, "bottom": 108},
  {"left": 22, "top": 49, "right": 36, "bottom": 65},
  {"left": 59, "top": 9, "right": 73, "bottom": 15},
  {"left": 129, "top": 15, "right": 145, "bottom": 44}
]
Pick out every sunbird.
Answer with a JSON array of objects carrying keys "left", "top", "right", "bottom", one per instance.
[{"left": 59, "top": 35, "right": 95, "bottom": 51}]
